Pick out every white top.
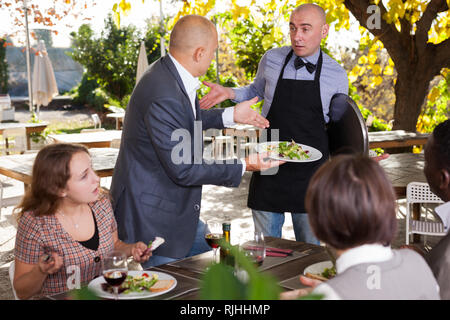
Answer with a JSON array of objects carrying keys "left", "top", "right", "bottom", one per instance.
[
  {"left": 168, "top": 54, "right": 245, "bottom": 173},
  {"left": 435, "top": 201, "right": 450, "bottom": 233},
  {"left": 313, "top": 244, "right": 394, "bottom": 300}
]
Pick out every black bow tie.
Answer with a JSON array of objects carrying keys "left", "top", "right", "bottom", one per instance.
[{"left": 294, "top": 56, "right": 316, "bottom": 73}]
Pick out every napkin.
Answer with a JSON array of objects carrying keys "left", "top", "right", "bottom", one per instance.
[{"left": 266, "top": 251, "right": 288, "bottom": 257}]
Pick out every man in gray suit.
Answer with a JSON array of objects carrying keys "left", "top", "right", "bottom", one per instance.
[
  {"left": 424, "top": 119, "right": 450, "bottom": 299},
  {"left": 110, "top": 15, "right": 282, "bottom": 267}
]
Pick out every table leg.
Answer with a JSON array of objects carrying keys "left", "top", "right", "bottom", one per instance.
[
  {"left": 26, "top": 136, "right": 31, "bottom": 150},
  {"left": 412, "top": 203, "right": 421, "bottom": 243}
]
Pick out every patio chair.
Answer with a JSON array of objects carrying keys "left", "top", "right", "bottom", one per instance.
[
  {"left": 91, "top": 114, "right": 102, "bottom": 129},
  {"left": 9, "top": 261, "right": 19, "bottom": 300},
  {"left": 405, "top": 182, "right": 445, "bottom": 245},
  {"left": 2, "top": 127, "right": 27, "bottom": 155},
  {"left": 327, "top": 93, "right": 369, "bottom": 157}
]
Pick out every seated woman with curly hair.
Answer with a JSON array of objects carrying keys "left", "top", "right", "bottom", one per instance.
[{"left": 13, "top": 143, "right": 152, "bottom": 299}]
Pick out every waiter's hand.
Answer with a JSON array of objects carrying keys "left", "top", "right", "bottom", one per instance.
[
  {"left": 233, "top": 97, "right": 269, "bottom": 129},
  {"left": 245, "top": 152, "right": 285, "bottom": 171},
  {"left": 199, "top": 81, "right": 235, "bottom": 109}
]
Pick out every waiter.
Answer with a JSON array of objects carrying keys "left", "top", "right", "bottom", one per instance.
[{"left": 200, "top": 4, "right": 348, "bottom": 244}]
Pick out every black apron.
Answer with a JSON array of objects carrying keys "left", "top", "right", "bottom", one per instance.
[{"left": 248, "top": 50, "right": 329, "bottom": 213}]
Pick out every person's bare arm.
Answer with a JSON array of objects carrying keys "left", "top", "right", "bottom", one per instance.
[{"left": 13, "top": 253, "right": 63, "bottom": 300}]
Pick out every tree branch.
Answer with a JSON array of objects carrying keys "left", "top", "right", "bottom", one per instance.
[
  {"left": 415, "top": 0, "right": 449, "bottom": 56},
  {"left": 430, "top": 38, "right": 450, "bottom": 75},
  {"left": 343, "top": 0, "right": 410, "bottom": 69}
]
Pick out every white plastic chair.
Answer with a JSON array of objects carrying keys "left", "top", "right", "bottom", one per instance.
[
  {"left": 91, "top": 114, "right": 102, "bottom": 129},
  {"left": 405, "top": 182, "right": 445, "bottom": 244},
  {"left": 9, "top": 261, "right": 19, "bottom": 300}
]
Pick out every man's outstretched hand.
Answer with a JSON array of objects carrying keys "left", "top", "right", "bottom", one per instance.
[
  {"left": 199, "top": 81, "right": 235, "bottom": 110},
  {"left": 234, "top": 96, "right": 269, "bottom": 129},
  {"left": 245, "top": 152, "right": 285, "bottom": 172}
]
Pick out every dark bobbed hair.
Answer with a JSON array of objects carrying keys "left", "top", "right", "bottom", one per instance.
[
  {"left": 305, "top": 154, "right": 397, "bottom": 250},
  {"left": 15, "top": 143, "right": 90, "bottom": 219},
  {"left": 432, "top": 119, "right": 450, "bottom": 171}
]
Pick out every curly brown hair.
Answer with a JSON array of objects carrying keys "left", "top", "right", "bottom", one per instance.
[{"left": 15, "top": 143, "right": 90, "bottom": 219}]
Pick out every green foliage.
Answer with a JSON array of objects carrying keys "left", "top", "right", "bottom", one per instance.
[
  {"left": 68, "top": 15, "right": 141, "bottom": 101},
  {"left": 68, "top": 15, "right": 163, "bottom": 107},
  {"left": 200, "top": 242, "right": 282, "bottom": 300},
  {"left": 349, "top": 83, "right": 390, "bottom": 132},
  {"left": 143, "top": 20, "right": 165, "bottom": 66},
  {"left": 222, "top": 11, "right": 285, "bottom": 81},
  {"left": 417, "top": 74, "right": 449, "bottom": 133},
  {"left": 0, "top": 38, "right": 8, "bottom": 94}
]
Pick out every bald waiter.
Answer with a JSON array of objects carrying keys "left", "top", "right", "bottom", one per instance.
[{"left": 110, "top": 15, "right": 282, "bottom": 268}]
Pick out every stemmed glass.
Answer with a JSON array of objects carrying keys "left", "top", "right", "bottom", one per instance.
[
  {"left": 243, "top": 231, "right": 266, "bottom": 267},
  {"left": 204, "top": 219, "right": 223, "bottom": 263},
  {"left": 102, "top": 250, "right": 128, "bottom": 300}
]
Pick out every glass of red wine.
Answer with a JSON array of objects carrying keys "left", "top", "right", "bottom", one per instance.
[
  {"left": 102, "top": 250, "right": 128, "bottom": 300},
  {"left": 204, "top": 219, "right": 223, "bottom": 263},
  {"left": 243, "top": 231, "right": 266, "bottom": 267}
]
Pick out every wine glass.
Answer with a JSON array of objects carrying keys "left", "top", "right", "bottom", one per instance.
[
  {"left": 204, "top": 219, "right": 223, "bottom": 263},
  {"left": 243, "top": 231, "right": 266, "bottom": 267},
  {"left": 102, "top": 250, "right": 128, "bottom": 300}
]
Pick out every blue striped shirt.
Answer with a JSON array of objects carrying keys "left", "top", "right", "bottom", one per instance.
[{"left": 233, "top": 46, "right": 349, "bottom": 123}]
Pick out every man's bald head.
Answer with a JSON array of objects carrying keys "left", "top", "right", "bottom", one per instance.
[
  {"left": 292, "top": 3, "right": 327, "bottom": 25},
  {"left": 169, "top": 15, "right": 217, "bottom": 55}
]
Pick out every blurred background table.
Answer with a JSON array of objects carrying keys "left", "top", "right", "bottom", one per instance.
[
  {"left": 368, "top": 130, "right": 429, "bottom": 149},
  {"left": 48, "top": 130, "right": 122, "bottom": 148}
]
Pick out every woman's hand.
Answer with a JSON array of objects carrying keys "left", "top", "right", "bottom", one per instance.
[
  {"left": 279, "top": 275, "right": 323, "bottom": 300},
  {"left": 130, "top": 241, "right": 152, "bottom": 263},
  {"left": 38, "top": 252, "right": 63, "bottom": 275}
]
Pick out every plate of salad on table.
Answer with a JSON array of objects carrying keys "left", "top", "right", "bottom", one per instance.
[{"left": 88, "top": 270, "right": 177, "bottom": 300}]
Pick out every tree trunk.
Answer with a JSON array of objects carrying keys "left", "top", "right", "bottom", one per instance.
[{"left": 392, "top": 65, "right": 435, "bottom": 131}]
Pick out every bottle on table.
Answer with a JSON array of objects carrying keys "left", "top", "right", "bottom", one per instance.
[{"left": 220, "top": 222, "right": 234, "bottom": 267}]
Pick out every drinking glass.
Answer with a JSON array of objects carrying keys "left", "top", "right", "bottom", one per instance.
[
  {"left": 102, "top": 250, "right": 128, "bottom": 300},
  {"left": 204, "top": 219, "right": 223, "bottom": 263},
  {"left": 243, "top": 231, "right": 266, "bottom": 267}
]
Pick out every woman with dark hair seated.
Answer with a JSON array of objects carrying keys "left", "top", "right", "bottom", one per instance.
[
  {"left": 13, "top": 144, "right": 152, "bottom": 299},
  {"left": 281, "top": 154, "right": 439, "bottom": 300}
]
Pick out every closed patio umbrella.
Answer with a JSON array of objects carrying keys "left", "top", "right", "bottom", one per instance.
[
  {"left": 32, "top": 40, "right": 58, "bottom": 117},
  {"left": 136, "top": 41, "right": 149, "bottom": 85}
]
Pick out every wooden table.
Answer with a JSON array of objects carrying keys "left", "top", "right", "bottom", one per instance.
[
  {"left": 106, "top": 113, "right": 125, "bottom": 130},
  {"left": 48, "top": 130, "right": 122, "bottom": 148},
  {"left": 379, "top": 152, "right": 426, "bottom": 243},
  {"left": 379, "top": 152, "right": 425, "bottom": 198},
  {"left": 368, "top": 130, "right": 430, "bottom": 149},
  {"left": 43, "top": 237, "right": 327, "bottom": 300},
  {"left": 0, "top": 122, "right": 49, "bottom": 150},
  {"left": 0, "top": 148, "right": 118, "bottom": 188}
]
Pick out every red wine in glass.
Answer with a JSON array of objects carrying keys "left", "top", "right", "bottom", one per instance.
[
  {"left": 103, "top": 270, "right": 127, "bottom": 287},
  {"left": 205, "top": 233, "right": 223, "bottom": 249},
  {"left": 253, "top": 255, "right": 264, "bottom": 267}
]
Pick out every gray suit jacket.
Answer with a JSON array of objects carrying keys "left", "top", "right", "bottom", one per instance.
[{"left": 110, "top": 56, "right": 243, "bottom": 258}]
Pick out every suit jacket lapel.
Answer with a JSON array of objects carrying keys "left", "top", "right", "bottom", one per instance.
[{"left": 161, "top": 55, "right": 196, "bottom": 121}]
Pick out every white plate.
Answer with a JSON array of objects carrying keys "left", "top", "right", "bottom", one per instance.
[
  {"left": 255, "top": 141, "right": 323, "bottom": 163},
  {"left": 303, "top": 261, "right": 333, "bottom": 276},
  {"left": 88, "top": 270, "right": 177, "bottom": 300}
]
